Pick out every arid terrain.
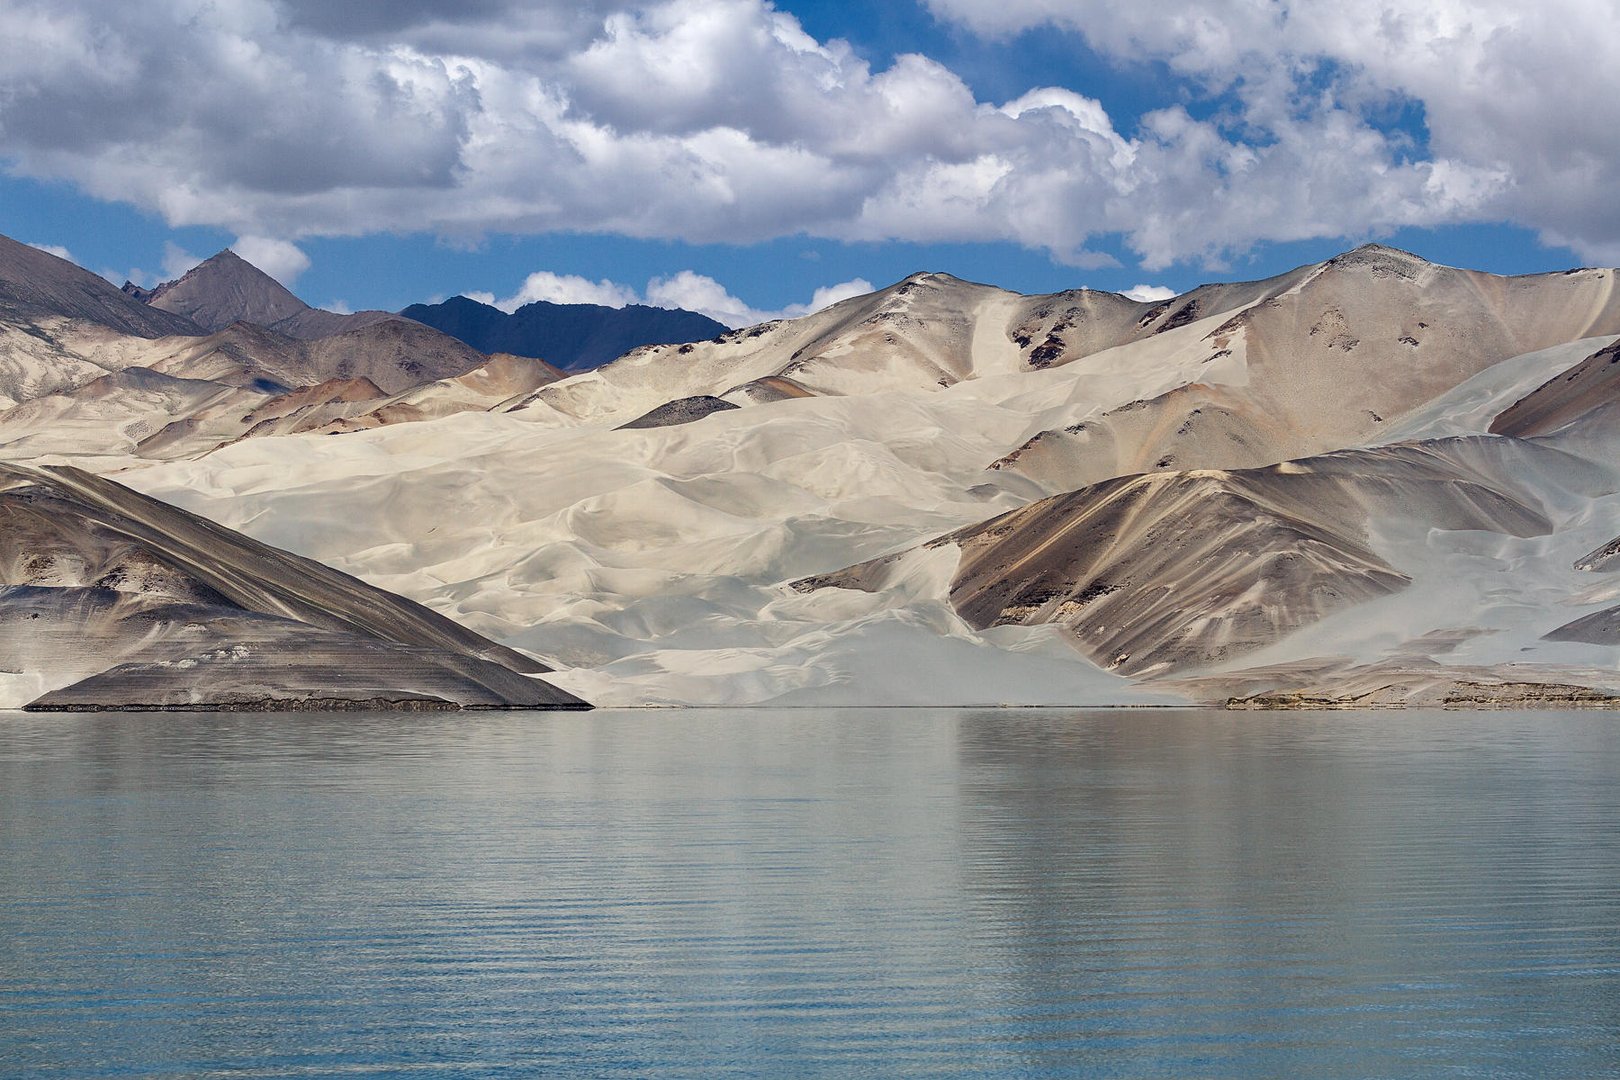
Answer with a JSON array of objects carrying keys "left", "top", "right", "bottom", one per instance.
[{"left": 6, "top": 233, "right": 1620, "bottom": 708}]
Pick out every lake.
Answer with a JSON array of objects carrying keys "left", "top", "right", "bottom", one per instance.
[{"left": 2, "top": 708, "right": 1619, "bottom": 1078}]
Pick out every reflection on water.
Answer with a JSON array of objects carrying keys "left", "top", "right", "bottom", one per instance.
[{"left": 2, "top": 709, "right": 1618, "bottom": 1077}]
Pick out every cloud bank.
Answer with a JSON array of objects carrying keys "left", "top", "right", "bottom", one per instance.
[
  {"left": 477, "top": 268, "right": 873, "bottom": 326},
  {"left": 1, "top": 0, "right": 1615, "bottom": 267}
]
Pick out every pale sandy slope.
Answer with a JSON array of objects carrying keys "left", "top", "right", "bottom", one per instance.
[
  {"left": 0, "top": 240, "right": 504, "bottom": 463},
  {"left": 122, "top": 249, "right": 1620, "bottom": 706},
  {"left": 0, "top": 463, "right": 583, "bottom": 710},
  {"left": 129, "top": 392, "right": 1167, "bottom": 706},
  {"left": 0, "top": 346, "right": 560, "bottom": 465}
]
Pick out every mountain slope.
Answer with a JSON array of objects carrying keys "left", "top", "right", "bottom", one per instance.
[
  {"left": 0, "top": 236, "right": 501, "bottom": 435},
  {"left": 0, "top": 235, "right": 208, "bottom": 408},
  {"left": 797, "top": 438, "right": 1574, "bottom": 677},
  {"left": 293, "top": 318, "right": 490, "bottom": 392},
  {"left": 981, "top": 248, "right": 1620, "bottom": 495},
  {"left": 65, "top": 245, "right": 1620, "bottom": 707},
  {"left": 125, "top": 248, "right": 409, "bottom": 340},
  {"left": 524, "top": 248, "right": 1620, "bottom": 497},
  {"left": 0, "top": 233, "right": 201, "bottom": 339},
  {"left": 311, "top": 354, "right": 567, "bottom": 434},
  {"left": 0, "top": 463, "right": 586, "bottom": 710},
  {"left": 520, "top": 260, "right": 1355, "bottom": 428},
  {"left": 126, "top": 249, "right": 309, "bottom": 330},
  {"left": 0, "top": 315, "right": 498, "bottom": 462},
  {"left": 125, "top": 251, "right": 493, "bottom": 389},
  {"left": 402, "top": 294, "right": 729, "bottom": 370},
  {"left": 1491, "top": 339, "right": 1620, "bottom": 437}
]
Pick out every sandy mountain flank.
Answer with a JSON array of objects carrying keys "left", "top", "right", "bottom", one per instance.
[
  {"left": 11, "top": 239, "right": 1620, "bottom": 707},
  {"left": 0, "top": 463, "right": 585, "bottom": 711},
  {"left": 797, "top": 437, "right": 1601, "bottom": 676},
  {"left": 0, "top": 235, "right": 206, "bottom": 409},
  {"left": 104, "top": 247, "right": 1620, "bottom": 706},
  {"left": 0, "top": 243, "right": 521, "bottom": 464}
]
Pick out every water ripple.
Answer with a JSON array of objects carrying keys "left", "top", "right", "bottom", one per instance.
[{"left": 1, "top": 707, "right": 1618, "bottom": 1077}]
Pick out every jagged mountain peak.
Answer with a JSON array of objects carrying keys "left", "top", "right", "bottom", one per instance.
[{"left": 138, "top": 248, "right": 310, "bottom": 332}]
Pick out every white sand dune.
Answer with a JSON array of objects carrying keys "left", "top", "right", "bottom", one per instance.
[
  {"left": 30, "top": 244, "right": 1620, "bottom": 707},
  {"left": 131, "top": 392, "right": 1133, "bottom": 705}
]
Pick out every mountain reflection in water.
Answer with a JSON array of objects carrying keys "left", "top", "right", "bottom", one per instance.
[{"left": 2, "top": 708, "right": 1618, "bottom": 1077}]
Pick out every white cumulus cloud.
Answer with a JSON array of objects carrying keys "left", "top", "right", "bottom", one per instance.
[
  {"left": 799, "top": 278, "right": 874, "bottom": 315},
  {"left": 231, "top": 236, "right": 310, "bottom": 286},
  {"left": 161, "top": 241, "right": 201, "bottom": 280},
  {"left": 487, "top": 267, "right": 874, "bottom": 327},
  {"left": 26, "top": 242, "right": 74, "bottom": 261},
  {"left": 644, "top": 271, "right": 874, "bottom": 325},
  {"left": 1122, "top": 284, "right": 1176, "bottom": 302},
  {"left": 644, "top": 270, "right": 763, "bottom": 326},
  {"left": 0, "top": 0, "right": 1614, "bottom": 266},
  {"left": 924, "top": 0, "right": 1620, "bottom": 262},
  {"left": 498, "top": 271, "right": 642, "bottom": 311}
]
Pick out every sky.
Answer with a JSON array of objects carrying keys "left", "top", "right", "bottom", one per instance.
[{"left": 2, "top": 0, "right": 1617, "bottom": 326}]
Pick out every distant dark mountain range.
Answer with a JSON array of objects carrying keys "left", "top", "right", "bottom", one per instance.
[{"left": 401, "top": 294, "right": 728, "bottom": 371}]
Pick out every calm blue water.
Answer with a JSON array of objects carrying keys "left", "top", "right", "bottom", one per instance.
[{"left": 2, "top": 708, "right": 1619, "bottom": 1078}]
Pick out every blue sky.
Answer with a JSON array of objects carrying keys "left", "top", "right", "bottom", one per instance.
[{"left": 2, "top": 1, "right": 1614, "bottom": 324}]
